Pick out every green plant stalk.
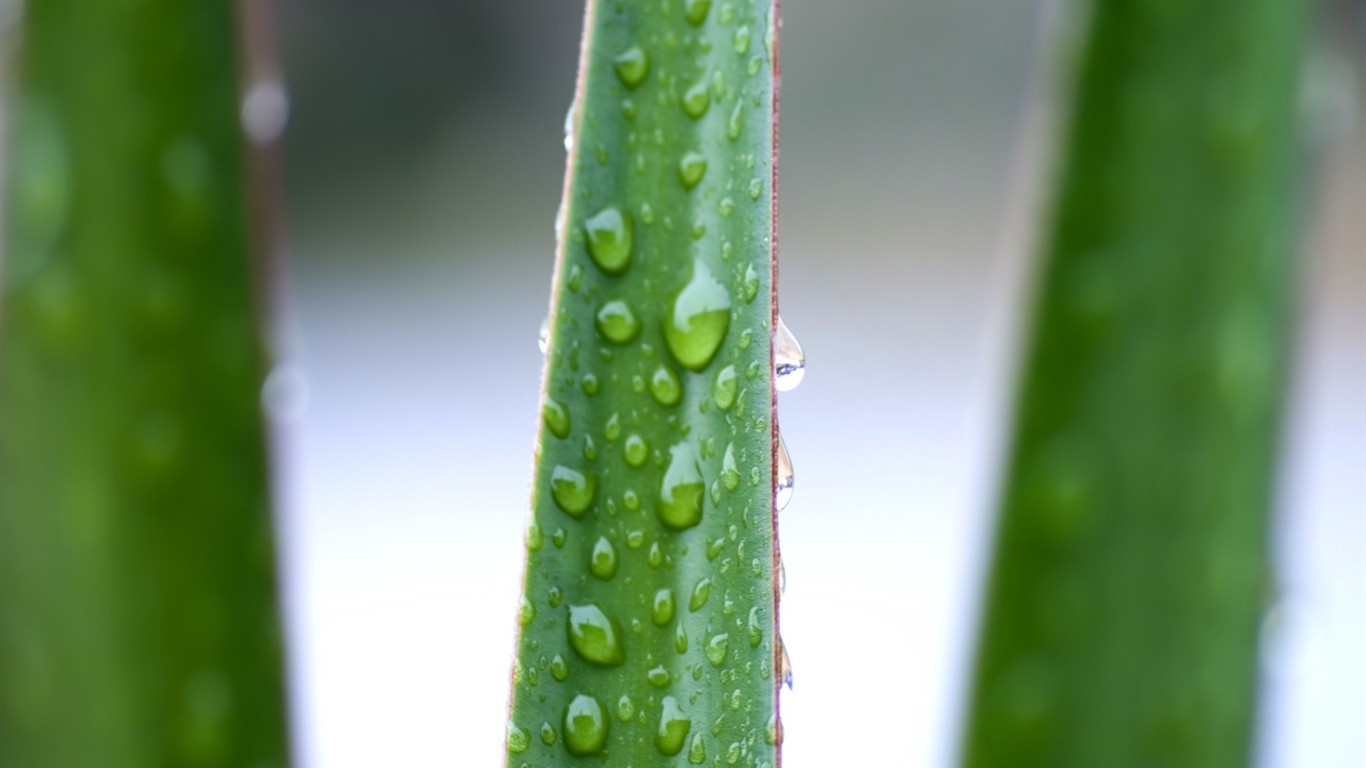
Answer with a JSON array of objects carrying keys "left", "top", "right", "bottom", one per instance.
[
  {"left": 962, "top": 0, "right": 1306, "bottom": 766},
  {"left": 506, "top": 0, "right": 782, "bottom": 765},
  {"left": 0, "top": 4, "right": 288, "bottom": 766}
]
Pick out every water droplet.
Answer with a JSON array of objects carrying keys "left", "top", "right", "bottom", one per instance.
[
  {"left": 779, "top": 637, "right": 793, "bottom": 689},
  {"left": 679, "top": 151, "right": 708, "bottom": 189},
  {"left": 684, "top": 0, "right": 711, "bottom": 25},
  {"left": 665, "top": 260, "right": 732, "bottom": 371},
  {"left": 550, "top": 654, "right": 569, "bottom": 682},
  {"left": 748, "top": 607, "right": 763, "bottom": 647},
  {"left": 550, "top": 466, "right": 596, "bottom": 517},
  {"left": 563, "top": 694, "right": 608, "bottom": 755},
  {"left": 585, "top": 206, "right": 633, "bottom": 274},
  {"left": 626, "top": 529, "right": 645, "bottom": 548},
  {"left": 689, "top": 577, "right": 712, "bottom": 611},
  {"left": 567, "top": 604, "right": 625, "bottom": 666},
  {"left": 727, "top": 101, "right": 744, "bottom": 140},
  {"left": 567, "top": 263, "right": 583, "bottom": 292},
  {"left": 624, "top": 434, "right": 649, "bottom": 467},
  {"left": 507, "top": 721, "right": 530, "bottom": 753},
  {"left": 705, "top": 633, "right": 730, "bottom": 667},
  {"left": 548, "top": 585, "right": 562, "bottom": 607},
  {"left": 538, "top": 317, "right": 549, "bottom": 353},
  {"left": 623, "top": 489, "right": 640, "bottom": 511},
  {"left": 589, "top": 536, "right": 618, "bottom": 580},
  {"left": 713, "top": 445, "right": 738, "bottom": 492},
  {"left": 580, "top": 373, "right": 600, "bottom": 395},
  {"left": 649, "top": 365, "right": 683, "bottom": 406},
  {"left": 614, "top": 45, "right": 650, "bottom": 88},
  {"left": 540, "top": 722, "right": 558, "bottom": 745},
  {"left": 658, "top": 442, "right": 705, "bottom": 530},
  {"left": 732, "top": 25, "right": 751, "bottom": 54},
  {"left": 718, "top": 196, "right": 734, "bottom": 218},
  {"left": 682, "top": 81, "right": 710, "bottom": 119},
  {"left": 655, "top": 696, "right": 692, "bottom": 756},
  {"left": 675, "top": 622, "right": 689, "bottom": 653},
  {"left": 552, "top": 527, "right": 568, "bottom": 548},
  {"left": 651, "top": 588, "right": 677, "bottom": 627},
  {"left": 774, "top": 317, "right": 805, "bottom": 391},
  {"left": 765, "top": 712, "right": 782, "bottom": 745},
  {"left": 525, "top": 523, "right": 543, "bottom": 551},
  {"left": 775, "top": 435, "right": 793, "bottom": 511},
  {"left": 596, "top": 299, "right": 641, "bottom": 344},
  {"left": 648, "top": 541, "right": 665, "bottom": 568},
  {"left": 240, "top": 79, "right": 289, "bottom": 145},
  {"left": 647, "top": 664, "right": 671, "bottom": 687},
  {"left": 742, "top": 263, "right": 760, "bottom": 303},
  {"left": 726, "top": 741, "right": 741, "bottom": 764},
  {"left": 749, "top": 178, "right": 763, "bottom": 200},
  {"left": 563, "top": 100, "right": 576, "bottom": 151},
  {"left": 615, "top": 694, "right": 636, "bottom": 723},
  {"left": 542, "top": 398, "right": 570, "bottom": 439},
  {"left": 519, "top": 596, "right": 536, "bottom": 626},
  {"left": 712, "top": 365, "right": 738, "bottom": 410}
]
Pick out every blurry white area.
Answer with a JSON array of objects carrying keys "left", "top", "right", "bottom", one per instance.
[{"left": 273, "top": 3, "right": 1364, "bottom": 768}]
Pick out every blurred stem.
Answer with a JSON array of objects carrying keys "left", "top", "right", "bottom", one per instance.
[
  {"left": 963, "top": 0, "right": 1307, "bottom": 766},
  {"left": 0, "top": 3, "right": 288, "bottom": 766}
]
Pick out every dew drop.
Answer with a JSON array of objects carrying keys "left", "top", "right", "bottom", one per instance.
[
  {"left": 563, "top": 100, "right": 576, "bottom": 152},
  {"left": 542, "top": 398, "right": 570, "bottom": 439},
  {"left": 567, "top": 604, "right": 625, "bottom": 666},
  {"left": 563, "top": 694, "right": 608, "bottom": 756},
  {"left": 650, "top": 365, "right": 683, "bottom": 406},
  {"left": 596, "top": 299, "right": 641, "bottom": 344},
  {"left": 507, "top": 721, "right": 530, "bottom": 753},
  {"left": 652, "top": 588, "right": 677, "bottom": 626},
  {"left": 648, "top": 541, "right": 665, "bottom": 569},
  {"left": 580, "top": 373, "right": 600, "bottom": 396},
  {"left": 519, "top": 596, "right": 536, "bottom": 626},
  {"left": 765, "top": 713, "right": 782, "bottom": 746},
  {"left": 623, "top": 489, "right": 640, "bottom": 511},
  {"left": 614, "top": 45, "right": 650, "bottom": 89},
  {"left": 550, "top": 466, "right": 596, "bottom": 517},
  {"left": 727, "top": 101, "right": 744, "bottom": 140},
  {"left": 742, "top": 263, "right": 760, "bottom": 303},
  {"left": 567, "top": 263, "right": 583, "bottom": 292},
  {"left": 774, "top": 316, "right": 805, "bottom": 391},
  {"left": 682, "top": 81, "right": 710, "bottom": 119},
  {"left": 604, "top": 412, "right": 621, "bottom": 441},
  {"left": 548, "top": 585, "right": 562, "bottom": 607},
  {"left": 550, "top": 654, "right": 569, "bottom": 682},
  {"left": 775, "top": 435, "right": 794, "bottom": 511},
  {"left": 538, "top": 317, "right": 549, "bottom": 353},
  {"left": 718, "top": 196, "right": 734, "bottom": 217},
  {"left": 719, "top": 444, "right": 741, "bottom": 491},
  {"left": 624, "top": 434, "right": 649, "bottom": 467},
  {"left": 779, "top": 637, "right": 793, "bottom": 689},
  {"left": 713, "top": 365, "right": 738, "bottom": 410},
  {"left": 585, "top": 206, "right": 633, "bottom": 274},
  {"left": 675, "top": 622, "right": 690, "bottom": 653},
  {"left": 658, "top": 442, "right": 706, "bottom": 530},
  {"left": 616, "top": 694, "right": 636, "bottom": 722},
  {"left": 590, "top": 536, "right": 618, "bottom": 580},
  {"left": 540, "top": 722, "right": 557, "bottom": 745},
  {"left": 689, "top": 577, "right": 713, "bottom": 611},
  {"left": 552, "top": 527, "right": 568, "bottom": 548},
  {"left": 732, "top": 25, "right": 751, "bottom": 54},
  {"left": 684, "top": 0, "right": 711, "bottom": 25},
  {"left": 679, "top": 151, "right": 708, "bottom": 189},
  {"left": 665, "top": 260, "right": 732, "bottom": 371},
  {"left": 525, "top": 523, "right": 543, "bottom": 551},
  {"left": 656, "top": 696, "right": 692, "bottom": 756},
  {"left": 749, "top": 178, "right": 763, "bottom": 200},
  {"left": 748, "top": 607, "right": 763, "bottom": 648},
  {"left": 647, "top": 665, "right": 672, "bottom": 687},
  {"left": 705, "top": 633, "right": 730, "bottom": 667}
]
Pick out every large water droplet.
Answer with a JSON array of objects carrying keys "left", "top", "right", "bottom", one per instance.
[
  {"left": 596, "top": 299, "right": 641, "bottom": 344},
  {"left": 656, "top": 696, "right": 692, "bottom": 756},
  {"left": 679, "top": 151, "right": 708, "bottom": 190},
  {"left": 652, "top": 588, "right": 677, "bottom": 626},
  {"left": 567, "top": 604, "right": 625, "bottom": 666},
  {"left": 684, "top": 0, "right": 711, "bottom": 25},
  {"left": 614, "top": 45, "right": 650, "bottom": 89},
  {"left": 563, "top": 694, "right": 608, "bottom": 755},
  {"left": 650, "top": 365, "right": 683, "bottom": 406},
  {"left": 542, "top": 398, "right": 570, "bottom": 439},
  {"left": 551, "top": 466, "right": 596, "bottom": 517},
  {"left": 507, "top": 721, "right": 530, "bottom": 753},
  {"left": 775, "top": 434, "right": 794, "bottom": 511},
  {"left": 774, "top": 316, "right": 805, "bottom": 391},
  {"left": 658, "top": 442, "right": 705, "bottom": 530},
  {"left": 585, "top": 206, "right": 633, "bottom": 274},
  {"left": 705, "top": 633, "right": 730, "bottom": 667},
  {"left": 665, "top": 260, "right": 732, "bottom": 371},
  {"left": 590, "top": 536, "right": 619, "bottom": 580},
  {"left": 682, "top": 81, "right": 710, "bottom": 119},
  {"left": 689, "top": 577, "right": 712, "bottom": 611}
]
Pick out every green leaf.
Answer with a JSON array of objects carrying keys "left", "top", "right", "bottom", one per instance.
[
  {"left": 507, "top": 0, "right": 783, "bottom": 765},
  {"left": 962, "top": 0, "right": 1307, "bottom": 766},
  {"left": 0, "top": 4, "right": 288, "bottom": 766}
]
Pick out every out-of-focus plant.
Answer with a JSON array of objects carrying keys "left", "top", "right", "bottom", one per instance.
[
  {"left": 0, "top": 3, "right": 288, "bottom": 766},
  {"left": 503, "top": 0, "right": 793, "bottom": 765},
  {"left": 962, "top": 0, "right": 1307, "bottom": 765}
]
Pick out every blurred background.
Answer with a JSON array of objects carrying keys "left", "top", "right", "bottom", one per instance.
[{"left": 263, "top": 0, "right": 1364, "bottom": 766}]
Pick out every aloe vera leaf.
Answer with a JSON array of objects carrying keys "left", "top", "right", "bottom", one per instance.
[
  {"left": 962, "top": 1, "right": 1306, "bottom": 766},
  {"left": 506, "top": 0, "right": 782, "bottom": 765},
  {"left": 0, "top": 4, "right": 288, "bottom": 766}
]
